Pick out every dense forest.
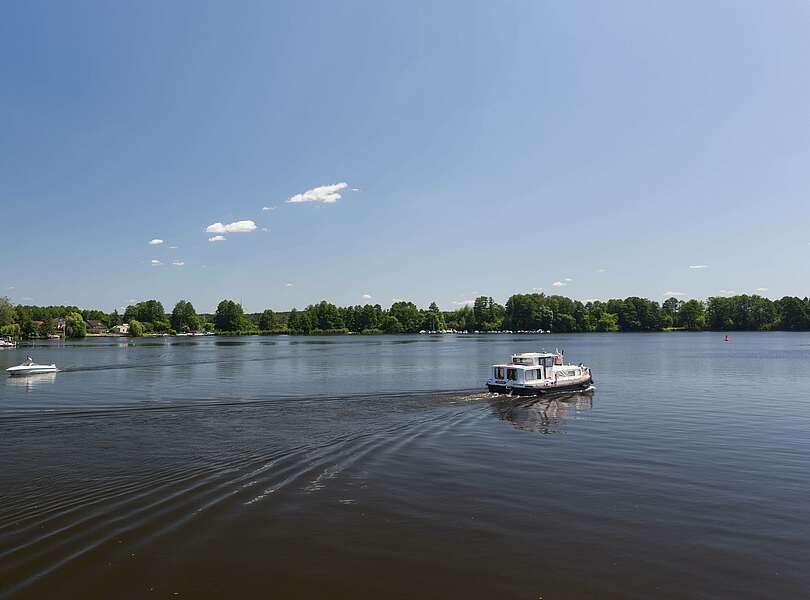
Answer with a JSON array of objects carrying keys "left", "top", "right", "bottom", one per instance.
[{"left": 2, "top": 293, "right": 810, "bottom": 339}]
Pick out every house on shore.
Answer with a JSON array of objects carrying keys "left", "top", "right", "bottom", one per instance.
[
  {"left": 111, "top": 323, "right": 130, "bottom": 335},
  {"left": 51, "top": 317, "right": 66, "bottom": 331},
  {"left": 87, "top": 320, "right": 108, "bottom": 335}
]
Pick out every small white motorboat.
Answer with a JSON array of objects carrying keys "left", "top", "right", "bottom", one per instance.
[{"left": 6, "top": 363, "right": 59, "bottom": 376}]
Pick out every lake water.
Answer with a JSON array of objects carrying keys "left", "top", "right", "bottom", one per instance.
[{"left": 1, "top": 333, "right": 808, "bottom": 598}]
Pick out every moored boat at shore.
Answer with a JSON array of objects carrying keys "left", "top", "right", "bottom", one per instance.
[{"left": 487, "top": 351, "right": 593, "bottom": 395}]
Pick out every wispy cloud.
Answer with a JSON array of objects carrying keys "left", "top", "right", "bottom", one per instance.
[
  {"left": 6, "top": 286, "right": 15, "bottom": 291},
  {"left": 532, "top": 287, "right": 544, "bottom": 292},
  {"left": 756, "top": 287, "right": 769, "bottom": 292},
  {"left": 288, "top": 182, "right": 349, "bottom": 204},
  {"left": 150, "top": 259, "right": 163, "bottom": 266},
  {"left": 285, "top": 282, "right": 294, "bottom": 287},
  {"left": 564, "top": 278, "right": 573, "bottom": 282},
  {"left": 208, "top": 235, "right": 226, "bottom": 242},
  {"left": 552, "top": 281, "right": 566, "bottom": 287},
  {"left": 148, "top": 239, "right": 164, "bottom": 245},
  {"left": 453, "top": 299, "right": 474, "bottom": 306},
  {"left": 20, "top": 296, "right": 33, "bottom": 302},
  {"left": 206, "top": 220, "right": 257, "bottom": 234},
  {"left": 362, "top": 293, "right": 372, "bottom": 299},
  {"left": 261, "top": 227, "right": 270, "bottom": 232},
  {"left": 596, "top": 268, "right": 607, "bottom": 273},
  {"left": 172, "top": 261, "right": 185, "bottom": 267},
  {"left": 719, "top": 289, "right": 736, "bottom": 295},
  {"left": 689, "top": 265, "right": 709, "bottom": 270},
  {"left": 169, "top": 245, "right": 179, "bottom": 249},
  {"left": 351, "top": 188, "right": 360, "bottom": 192},
  {"left": 664, "top": 291, "right": 685, "bottom": 296},
  {"left": 262, "top": 206, "right": 275, "bottom": 212}
]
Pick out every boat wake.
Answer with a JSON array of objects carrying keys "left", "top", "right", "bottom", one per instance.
[{"left": 0, "top": 396, "right": 489, "bottom": 597}]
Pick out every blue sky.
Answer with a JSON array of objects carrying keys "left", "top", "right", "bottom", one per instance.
[{"left": 2, "top": 1, "right": 810, "bottom": 313}]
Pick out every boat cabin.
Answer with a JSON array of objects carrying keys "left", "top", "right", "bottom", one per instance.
[
  {"left": 491, "top": 352, "right": 562, "bottom": 384},
  {"left": 488, "top": 351, "right": 592, "bottom": 395}
]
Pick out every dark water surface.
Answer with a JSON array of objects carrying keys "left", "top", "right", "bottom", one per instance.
[{"left": 1, "top": 333, "right": 808, "bottom": 598}]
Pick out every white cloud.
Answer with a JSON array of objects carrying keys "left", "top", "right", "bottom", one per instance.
[
  {"left": 150, "top": 259, "right": 163, "bottom": 266},
  {"left": 756, "top": 287, "right": 769, "bottom": 292},
  {"left": 206, "top": 220, "right": 257, "bottom": 234},
  {"left": 148, "top": 239, "right": 164, "bottom": 245},
  {"left": 261, "top": 227, "right": 270, "bottom": 232},
  {"left": 453, "top": 299, "right": 475, "bottom": 306},
  {"left": 719, "top": 289, "right": 736, "bottom": 295},
  {"left": 285, "top": 282, "right": 294, "bottom": 287},
  {"left": 532, "top": 287, "right": 544, "bottom": 292},
  {"left": 689, "top": 265, "right": 708, "bottom": 269},
  {"left": 208, "top": 235, "right": 226, "bottom": 242},
  {"left": 288, "top": 182, "right": 349, "bottom": 204},
  {"left": 351, "top": 188, "right": 360, "bottom": 192},
  {"left": 172, "top": 261, "right": 185, "bottom": 267},
  {"left": 20, "top": 296, "right": 33, "bottom": 301},
  {"left": 564, "top": 278, "right": 573, "bottom": 282},
  {"left": 664, "top": 291, "right": 685, "bottom": 297},
  {"left": 552, "top": 281, "right": 566, "bottom": 287},
  {"left": 262, "top": 206, "right": 275, "bottom": 211},
  {"left": 596, "top": 268, "right": 607, "bottom": 273},
  {"left": 362, "top": 293, "right": 372, "bottom": 299},
  {"left": 169, "top": 245, "right": 179, "bottom": 249}
]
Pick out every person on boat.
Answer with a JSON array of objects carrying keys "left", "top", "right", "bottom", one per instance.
[{"left": 24, "top": 356, "right": 33, "bottom": 366}]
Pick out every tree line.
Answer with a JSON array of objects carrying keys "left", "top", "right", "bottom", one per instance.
[{"left": 2, "top": 293, "right": 810, "bottom": 339}]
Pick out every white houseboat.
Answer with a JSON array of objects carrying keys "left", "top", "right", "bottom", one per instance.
[{"left": 487, "top": 351, "right": 593, "bottom": 395}]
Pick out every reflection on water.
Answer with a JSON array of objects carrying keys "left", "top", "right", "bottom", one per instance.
[
  {"left": 491, "top": 391, "right": 593, "bottom": 434},
  {"left": 5, "top": 372, "right": 58, "bottom": 391},
  {"left": 2, "top": 334, "right": 810, "bottom": 599}
]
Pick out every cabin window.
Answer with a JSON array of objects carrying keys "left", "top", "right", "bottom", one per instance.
[
  {"left": 494, "top": 367, "right": 505, "bottom": 379},
  {"left": 544, "top": 357, "right": 554, "bottom": 368},
  {"left": 537, "top": 368, "right": 543, "bottom": 379},
  {"left": 507, "top": 368, "right": 517, "bottom": 381}
]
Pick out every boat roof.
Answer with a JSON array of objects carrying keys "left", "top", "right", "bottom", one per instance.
[{"left": 512, "top": 352, "right": 556, "bottom": 358}]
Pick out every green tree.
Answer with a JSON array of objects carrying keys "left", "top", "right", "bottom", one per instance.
[
  {"left": 472, "top": 296, "right": 505, "bottom": 331},
  {"left": 382, "top": 315, "right": 403, "bottom": 334},
  {"left": 1, "top": 323, "right": 21, "bottom": 338},
  {"left": 308, "top": 301, "right": 344, "bottom": 330},
  {"left": 595, "top": 312, "right": 619, "bottom": 332},
  {"left": 389, "top": 301, "right": 421, "bottom": 333},
  {"left": 287, "top": 308, "right": 313, "bottom": 334},
  {"left": 679, "top": 300, "right": 706, "bottom": 330},
  {"left": 776, "top": 296, "right": 809, "bottom": 330},
  {"left": 357, "top": 304, "right": 383, "bottom": 331},
  {"left": 0, "top": 297, "right": 16, "bottom": 327},
  {"left": 422, "top": 302, "right": 447, "bottom": 331},
  {"left": 65, "top": 312, "right": 87, "bottom": 338},
  {"left": 662, "top": 297, "right": 682, "bottom": 326},
  {"left": 21, "top": 318, "right": 38, "bottom": 339},
  {"left": 38, "top": 320, "right": 53, "bottom": 337},
  {"left": 171, "top": 300, "right": 201, "bottom": 332},
  {"left": 129, "top": 319, "right": 144, "bottom": 337},
  {"left": 214, "top": 300, "right": 247, "bottom": 331},
  {"left": 258, "top": 309, "right": 278, "bottom": 330}
]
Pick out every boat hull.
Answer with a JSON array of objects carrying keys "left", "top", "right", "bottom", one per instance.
[
  {"left": 487, "top": 377, "right": 593, "bottom": 396},
  {"left": 6, "top": 365, "right": 59, "bottom": 376}
]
